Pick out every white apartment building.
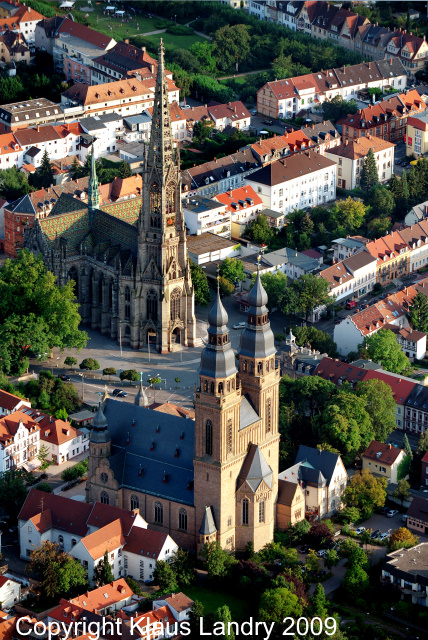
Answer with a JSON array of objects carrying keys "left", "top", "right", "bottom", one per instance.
[
  {"left": 245, "top": 151, "right": 337, "bottom": 215},
  {"left": 0, "top": 389, "right": 31, "bottom": 417},
  {"left": 183, "top": 196, "right": 230, "bottom": 238},
  {"left": 213, "top": 185, "right": 263, "bottom": 238},
  {"left": 0, "top": 410, "right": 40, "bottom": 472},
  {"left": 14, "top": 124, "right": 81, "bottom": 168},
  {"left": 326, "top": 135, "right": 395, "bottom": 190}
]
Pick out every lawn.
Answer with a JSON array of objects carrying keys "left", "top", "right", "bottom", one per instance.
[
  {"left": 143, "top": 32, "right": 205, "bottom": 51},
  {"left": 184, "top": 584, "right": 250, "bottom": 621}
]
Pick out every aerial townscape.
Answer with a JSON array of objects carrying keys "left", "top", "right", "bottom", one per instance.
[{"left": 4, "top": 1, "right": 428, "bottom": 639}]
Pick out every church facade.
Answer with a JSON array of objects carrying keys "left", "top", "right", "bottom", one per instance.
[
  {"left": 86, "top": 271, "right": 280, "bottom": 553},
  {"left": 24, "top": 40, "right": 196, "bottom": 353}
]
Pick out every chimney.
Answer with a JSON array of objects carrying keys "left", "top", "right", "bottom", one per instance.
[
  {"left": 37, "top": 124, "right": 39, "bottom": 132},
  {"left": 387, "top": 443, "right": 392, "bottom": 449},
  {"left": 124, "top": 38, "right": 129, "bottom": 44}
]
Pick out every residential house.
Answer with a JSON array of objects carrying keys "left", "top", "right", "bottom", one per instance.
[
  {"left": 18, "top": 489, "right": 177, "bottom": 586},
  {"left": 276, "top": 477, "right": 306, "bottom": 529},
  {"left": 361, "top": 440, "right": 407, "bottom": 484},
  {"left": 319, "top": 249, "right": 377, "bottom": 304},
  {"left": 0, "top": 410, "right": 40, "bottom": 472},
  {"left": 33, "top": 413, "right": 85, "bottom": 464},
  {"left": 384, "top": 324, "right": 427, "bottom": 361},
  {"left": 79, "top": 114, "right": 120, "bottom": 158},
  {"left": 0, "top": 576, "right": 21, "bottom": 609},
  {"left": 249, "top": 1, "right": 267, "bottom": 21},
  {"left": 339, "top": 91, "right": 427, "bottom": 145},
  {"left": 331, "top": 235, "right": 368, "bottom": 261},
  {"left": 61, "top": 76, "right": 179, "bottom": 119},
  {"left": 48, "top": 579, "right": 136, "bottom": 618},
  {"left": 422, "top": 451, "right": 428, "bottom": 488},
  {"left": 183, "top": 196, "right": 230, "bottom": 238},
  {"left": 245, "top": 151, "right": 337, "bottom": 215},
  {"left": 300, "top": 120, "right": 341, "bottom": 156},
  {"left": 152, "top": 593, "right": 194, "bottom": 622},
  {"left": 0, "top": 31, "right": 30, "bottom": 64},
  {"left": 263, "top": 246, "right": 319, "bottom": 280},
  {"left": 262, "top": 208, "right": 286, "bottom": 230},
  {"left": 382, "top": 543, "right": 428, "bottom": 607},
  {"left": 364, "top": 231, "right": 411, "bottom": 286},
  {"left": 0, "top": 2, "right": 44, "bottom": 45},
  {"left": 213, "top": 185, "right": 263, "bottom": 238},
  {"left": 250, "top": 130, "right": 313, "bottom": 165},
  {"left": 395, "top": 219, "right": 428, "bottom": 273},
  {"left": 405, "top": 200, "right": 428, "bottom": 227},
  {"left": 186, "top": 233, "right": 241, "bottom": 266},
  {"left": 406, "top": 113, "right": 428, "bottom": 157},
  {"left": 13, "top": 123, "right": 81, "bottom": 168},
  {"left": 183, "top": 104, "right": 213, "bottom": 141},
  {"left": 407, "top": 496, "right": 428, "bottom": 536},
  {"left": 91, "top": 40, "right": 165, "bottom": 85},
  {"left": 0, "top": 98, "right": 63, "bottom": 131},
  {"left": 385, "top": 30, "right": 428, "bottom": 75},
  {"left": 404, "top": 384, "right": 428, "bottom": 435},
  {"left": 326, "top": 135, "right": 395, "bottom": 190},
  {"left": 0, "top": 133, "right": 21, "bottom": 182},
  {"left": 333, "top": 286, "right": 416, "bottom": 356},
  {"left": 69, "top": 409, "right": 95, "bottom": 428},
  {"left": 276, "top": 1, "right": 304, "bottom": 31},
  {"left": 181, "top": 148, "right": 261, "bottom": 199},
  {"left": 278, "top": 445, "right": 347, "bottom": 520},
  {"left": 280, "top": 332, "right": 328, "bottom": 378},
  {"left": 364, "top": 369, "right": 417, "bottom": 430},
  {"left": 0, "top": 389, "right": 30, "bottom": 417},
  {"left": 123, "top": 113, "right": 152, "bottom": 142},
  {"left": 207, "top": 101, "right": 251, "bottom": 131}
]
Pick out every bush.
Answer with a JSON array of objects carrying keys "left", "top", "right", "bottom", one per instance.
[
  {"left": 166, "top": 24, "right": 194, "bottom": 35},
  {"left": 61, "top": 459, "right": 88, "bottom": 482},
  {"left": 37, "top": 482, "right": 53, "bottom": 493},
  {"left": 103, "top": 368, "right": 117, "bottom": 377},
  {"left": 79, "top": 358, "right": 99, "bottom": 371},
  {"left": 120, "top": 369, "right": 139, "bottom": 383}
]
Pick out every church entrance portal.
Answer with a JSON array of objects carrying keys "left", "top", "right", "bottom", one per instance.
[{"left": 172, "top": 328, "right": 181, "bottom": 344}]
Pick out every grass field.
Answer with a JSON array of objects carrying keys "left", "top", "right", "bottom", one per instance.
[
  {"left": 184, "top": 585, "right": 250, "bottom": 621},
  {"left": 143, "top": 32, "right": 204, "bottom": 51}
]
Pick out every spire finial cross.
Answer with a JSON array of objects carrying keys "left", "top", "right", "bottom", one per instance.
[{"left": 98, "top": 392, "right": 102, "bottom": 404}]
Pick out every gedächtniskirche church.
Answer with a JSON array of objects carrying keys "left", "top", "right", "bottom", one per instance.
[
  {"left": 25, "top": 41, "right": 196, "bottom": 353},
  {"left": 86, "top": 270, "right": 280, "bottom": 553}
]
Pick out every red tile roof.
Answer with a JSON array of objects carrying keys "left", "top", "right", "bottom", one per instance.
[
  {"left": 214, "top": 185, "right": 262, "bottom": 214},
  {"left": 14, "top": 125, "right": 62, "bottom": 146},
  {"left": 123, "top": 526, "right": 168, "bottom": 558},
  {"left": 81, "top": 519, "right": 125, "bottom": 560},
  {"left": 87, "top": 502, "right": 138, "bottom": 534},
  {"left": 0, "top": 388, "right": 26, "bottom": 411},
  {"left": 314, "top": 357, "right": 369, "bottom": 385},
  {"left": 0, "top": 411, "right": 39, "bottom": 444},
  {"left": 327, "top": 135, "right": 395, "bottom": 160},
  {"left": 361, "top": 439, "right": 404, "bottom": 465},
  {"left": 58, "top": 17, "right": 115, "bottom": 50},
  {"left": 363, "top": 369, "right": 417, "bottom": 404},
  {"left": 18, "top": 489, "right": 93, "bottom": 536},
  {"left": 70, "top": 579, "right": 133, "bottom": 613}
]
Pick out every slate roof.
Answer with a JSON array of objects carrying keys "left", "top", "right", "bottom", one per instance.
[
  {"left": 199, "top": 506, "right": 216, "bottom": 535},
  {"left": 407, "top": 496, "right": 428, "bottom": 523},
  {"left": 247, "top": 152, "right": 335, "bottom": 187},
  {"left": 102, "top": 399, "right": 195, "bottom": 506},
  {"left": 239, "top": 395, "right": 261, "bottom": 432},
  {"left": 295, "top": 445, "right": 341, "bottom": 486},
  {"left": 277, "top": 478, "right": 300, "bottom": 506},
  {"left": 237, "top": 444, "right": 273, "bottom": 492}
]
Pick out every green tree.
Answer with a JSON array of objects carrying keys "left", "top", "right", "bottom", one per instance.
[
  {"left": 360, "top": 148, "right": 379, "bottom": 193},
  {"left": 201, "top": 541, "right": 230, "bottom": 580},
  {"left": 342, "top": 469, "right": 387, "bottom": 519},
  {"left": 361, "top": 329, "right": 410, "bottom": 374},
  {"left": 403, "top": 433, "right": 413, "bottom": 459},
  {"left": 258, "top": 586, "right": 304, "bottom": 625},
  {"left": 64, "top": 356, "right": 77, "bottom": 368},
  {"left": 337, "top": 506, "right": 360, "bottom": 524},
  {"left": 120, "top": 369, "right": 139, "bottom": 384},
  {"left": 218, "top": 276, "right": 235, "bottom": 297},
  {"left": 93, "top": 550, "right": 114, "bottom": 587},
  {"left": 289, "top": 273, "right": 332, "bottom": 322},
  {"left": 322, "top": 96, "right": 358, "bottom": 122},
  {"left": 370, "top": 186, "right": 395, "bottom": 218},
  {"left": 37, "top": 482, "right": 53, "bottom": 493},
  {"left": 292, "top": 325, "right": 339, "bottom": 358},
  {"left": 251, "top": 271, "right": 288, "bottom": 311},
  {"left": 418, "top": 430, "right": 428, "bottom": 453},
  {"left": 215, "top": 605, "right": 235, "bottom": 640},
  {"left": 356, "top": 378, "right": 396, "bottom": 442},
  {"left": 359, "top": 528, "right": 372, "bottom": 550},
  {"left": 343, "top": 564, "right": 369, "bottom": 597},
  {"left": 37, "top": 443, "right": 51, "bottom": 470},
  {"left": 315, "top": 392, "right": 374, "bottom": 465},
  {"left": 246, "top": 214, "right": 274, "bottom": 244},
  {"left": 192, "top": 120, "right": 212, "bottom": 144},
  {"left": 0, "top": 251, "right": 87, "bottom": 374},
  {"left": 189, "top": 41, "right": 217, "bottom": 74},
  {"left": 29, "top": 541, "right": 87, "bottom": 599},
  {"left": 125, "top": 576, "right": 143, "bottom": 596},
  {"left": 311, "top": 583, "right": 328, "bottom": 617},
  {"left": 70, "top": 157, "right": 81, "bottom": 180},
  {"left": 188, "top": 600, "right": 204, "bottom": 639},
  {"left": 153, "top": 559, "right": 178, "bottom": 592},
  {"left": 324, "top": 549, "right": 340, "bottom": 570},
  {"left": 389, "top": 527, "right": 418, "bottom": 551},
  {"left": 393, "top": 478, "right": 411, "bottom": 506},
  {"left": 331, "top": 197, "right": 366, "bottom": 232},
  {"left": 0, "top": 166, "right": 31, "bottom": 201},
  {"left": 38, "top": 149, "right": 54, "bottom": 188},
  {"left": 367, "top": 216, "right": 391, "bottom": 239},
  {"left": 79, "top": 358, "right": 99, "bottom": 371},
  {"left": 306, "top": 549, "right": 321, "bottom": 572},
  {"left": 170, "top": 548, "right": 196, "bottom": 587},
  {"left": 213, "top": 24, "right": 251, "bottom": 72},
  {"left": 55, "top": 407, "right": 68, "bottom": 421},
  {"left": 0, "top": 468, "right": 32, "bottom": 521},
  {"left": 409, "top": 292, "right": 428, "bottom": 332},
  {"left": 219, "top": 257, "right": 245, "bottom": 284},
  {"left": 118, "top": 159, "right": 131, "bottom": 178},
  {"left": 103, "top": 367, "right": 117, "bottom": 378}
]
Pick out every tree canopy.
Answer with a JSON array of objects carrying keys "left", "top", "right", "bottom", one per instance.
[
  {"left": 29, "top": 541, "right": 88, "bottom": 600},
  {"left": 409, "top": 292, "right": 428, "bottom": 333},
  {"left": 355, "top": 378, "right": 396, "bottom": 442},
  {"left": 190, "top": 262, "right": 211, "bottom": 307},
  {"left": 342, "top": 469, "right": 387, "bottom": 519},
  {"left": 0, "top": 251, "right": 87, "bottom": 374},
  {"left": 361, "top": 329, "right": 410, "bottom": 374},
  {"left": 219, "top": 257, "right": 246, "bottom": 284},
  {"left": 360, "top": 148, "right": 379, "bottom": 193}
]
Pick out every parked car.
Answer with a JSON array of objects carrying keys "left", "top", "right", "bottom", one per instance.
[
  {"left": 300, "top": 544, "right": 310, "bottom": 553},
  {"left": 233, "top": 322, "right": 246, "bottom": 330},
  {"left": 378, "top": 532, "right": 390, "bottom": 541},
  {"left": 251, "top": 109, "right": 257, "bottom": 115},
  {"left": 371, "top": 529, "right": 381, "bottom": 539},
  {"left": 386, "top": 509, "right": 398, "bottom": 518},
  {"left": 262, "top": 119, "right": 273, "bottom": 125},
  {"left": 345, "top": 300, "right": 357, "bottom": 309},
  {"left": 355, "top": 526, "right": 366, "bottom": 535},
  {"left": 112, "top": 389, "right": 128, "bottom": 397},
  {"left": 317, "top": 549, "right": 328, "bottom": 557},
  {"left": 401, "top": 514, "right": 408, "bottom": 523},
  {"left": 57, "top": 374, "right": 71, "bottom": 382},
  {"left": 379, "top": 506, "right": 389, "bottom": 515}
]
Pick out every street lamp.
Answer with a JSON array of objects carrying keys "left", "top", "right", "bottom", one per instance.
[
  {"left": 79, "top": 373, "right": 85, "bottom": 402},
  {"left": 174, "top": 14, "right": 177, "bottom": 23}
]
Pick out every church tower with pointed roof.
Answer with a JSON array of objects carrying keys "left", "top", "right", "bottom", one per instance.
[
  {"left": 194, "top": 273, "right": 279, "bottom": 553},
  {"left": 88, "top": 143, "right": 99, "bottom": 217},
  {"left": 133, "top": 38, "right": 196, "bottom": 354}
]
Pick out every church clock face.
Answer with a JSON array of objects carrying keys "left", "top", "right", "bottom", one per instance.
[{"left": 166, "top": 216, "right": 175, "bottom": 227}]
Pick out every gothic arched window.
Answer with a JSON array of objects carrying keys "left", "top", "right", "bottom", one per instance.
[
  {"left": 242, "top": 498, "right": 249, "bottom": 526},
  {"left": 205, "top": 420, "right": 213, "bottom": 456},
  {"left": 154, "top": 501, "right": 163, "bottom": 524},
  {"left": 266, "top": 398, "right": 272, "bottom": 433},
  {"left": 130, "top": 494, "right": 139, "bottom": 511},
  {"left": 179, "top": 508, "right": 187, "bottom": 531},
  {"left": 227, "top": 418, "right": 232, "bottom": 454},
  {"left": 170, "top": 288, "right": 181, "bottom": 321},
  {"left": 124, "top": 286, "right": 131, "bottom": 320},
  {"left": 147, "top": 289, "right": 158, "bottom": 320},
  {"left": 100, "top": 491, "right": 109, "bottom": 505},
  {"left": 259, "top": 500, "right": 265, "bottom": 523},
  {"left": 166, "top": 183, "right": 176, "bottom": 215}
]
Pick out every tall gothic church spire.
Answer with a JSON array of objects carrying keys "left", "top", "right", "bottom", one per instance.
[
  {"left": 88, "top": 143, "right": 99, "bottom": 216},
  {"left": 147, "top": 38, "right": 176, "bottom": 171}
]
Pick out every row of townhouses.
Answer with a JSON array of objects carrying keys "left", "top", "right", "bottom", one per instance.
[{"left": 250, "top": 1, "right": 428, "bottom": 74}]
